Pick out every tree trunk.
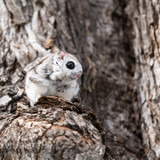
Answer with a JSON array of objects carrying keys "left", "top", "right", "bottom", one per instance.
[
  {"left": 130, "top": 0, "right": 160, "bottom": 159},
  {"left": 0, "top": 96, "right": 105, "bottom": 159},
  {"left": 0, "top": 0, "right": 153, "bottom": 159}
]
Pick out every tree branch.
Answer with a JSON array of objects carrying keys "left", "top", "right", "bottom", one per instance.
[{"left": 0, "top": 96, "right": 105, "bottom": 160}]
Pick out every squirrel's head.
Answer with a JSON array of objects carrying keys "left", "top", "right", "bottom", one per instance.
[{"left": 54, "top": 51, "right": 83, "bottom": 81}]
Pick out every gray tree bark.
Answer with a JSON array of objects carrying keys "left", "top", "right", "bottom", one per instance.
[
  {"left": 0, "top": 96, "right": 105, "bottom": 159},
  {"left": 130, "top": 0, "right": 160, "bottom": 159},
  {"left": 1, "top": 0, "right": 155, "bottom": 159}
]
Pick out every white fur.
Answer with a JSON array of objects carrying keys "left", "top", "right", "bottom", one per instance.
[{"left": 25, "top": 50, "right": 82, "bottom": 106}]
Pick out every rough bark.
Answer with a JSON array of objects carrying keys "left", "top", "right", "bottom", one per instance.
[
  {"left": 0, "top": 96, "right": 105, "bottom": 159},
  {"left": 130, "top": 0, "right": 160, "bottom": 159},
  {"left": 0, "top": 0, "right": 148, "bottom": 159}
]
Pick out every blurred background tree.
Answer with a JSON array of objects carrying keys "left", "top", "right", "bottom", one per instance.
[{"left": 1, "top": 0, "right": 160, "bottom": 159}]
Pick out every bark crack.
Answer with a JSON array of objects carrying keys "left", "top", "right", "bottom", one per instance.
[{"left": 0, "top": 113, "right": 20, "bottom": 136}]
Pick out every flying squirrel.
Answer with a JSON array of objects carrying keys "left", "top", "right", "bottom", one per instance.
[{"left": 25, "top": 49, "right": 83, "bottom": 106}]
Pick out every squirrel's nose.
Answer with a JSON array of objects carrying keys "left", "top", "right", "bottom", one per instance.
[
  {"left": 77, "top": 74, "right": 81, "bottom": 78},
  {"left": 77, "top": 71, "right": 82, "bottom": 78}
]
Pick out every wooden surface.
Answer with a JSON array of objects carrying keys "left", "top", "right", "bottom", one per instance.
[
  {"left": 0, "top": 96, "right": 105, "bottom": 159},
  {"left": 2, "top": 0, "right": 159, "bottom": 159}
]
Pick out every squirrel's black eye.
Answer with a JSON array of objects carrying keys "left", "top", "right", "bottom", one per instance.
[{"left": 66, "top": 61, "right": 75, "bottom": 69}]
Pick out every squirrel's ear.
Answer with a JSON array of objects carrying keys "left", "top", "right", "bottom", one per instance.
[{"left": 58, "top": 51, "right": 67, "bottom": 60}]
